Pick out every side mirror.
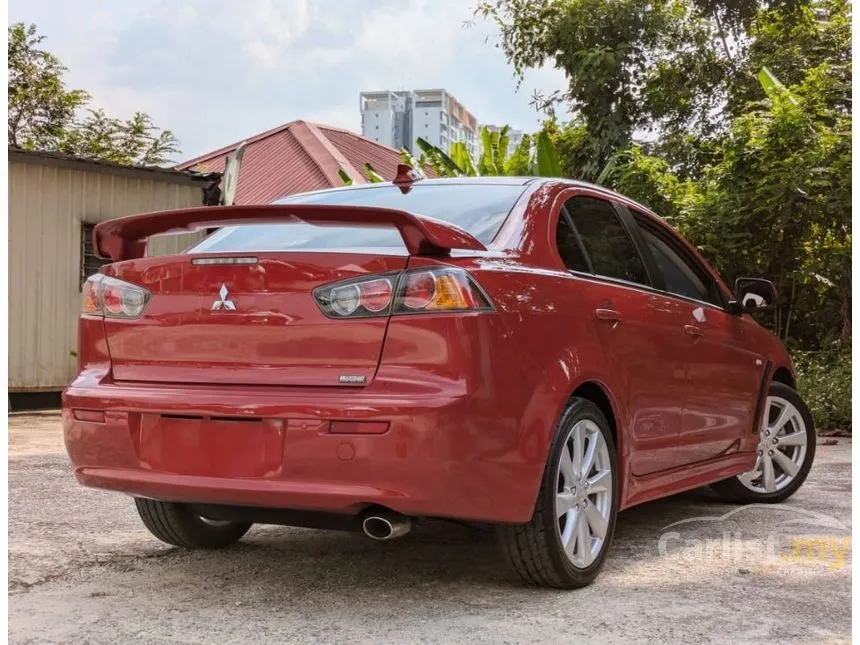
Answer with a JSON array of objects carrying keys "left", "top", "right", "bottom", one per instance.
[{"left": 728, "top": 277, "right": 777, "bottom": 315}]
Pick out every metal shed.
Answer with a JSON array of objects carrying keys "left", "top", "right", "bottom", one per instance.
[{"left": 8, "top": 147, "right": 220, "bottom": 392}]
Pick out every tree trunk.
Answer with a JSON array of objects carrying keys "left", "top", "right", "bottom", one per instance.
[
  {"left": 783, "top": 280, "right": 796, "bottom": 341},
  {"left": 711, "top": 7, "right": 733, "bottom": 63},
  {"left": 840, "top": 294, "right": 851, "bottom": 345}
]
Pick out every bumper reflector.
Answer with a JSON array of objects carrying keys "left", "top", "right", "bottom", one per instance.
[
  {"left": 73, "top": 409, "right": 106, "bottom": 423},
  {"left": 329, "top": 421, "right": 390, "bottom": 435}
]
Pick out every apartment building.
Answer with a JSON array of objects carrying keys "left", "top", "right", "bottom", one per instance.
[{"left": 360, "top": 88, "right": 479, "bottom": 159}]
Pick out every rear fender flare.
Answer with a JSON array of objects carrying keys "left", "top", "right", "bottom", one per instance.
[{"left": 515, "top": 348, "right": 628, "bottom": 515}]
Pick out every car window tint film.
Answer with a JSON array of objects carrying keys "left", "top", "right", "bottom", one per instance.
[
  {"left": 640, "top": 229, "right": 710, "bottom": 302},
  {"left": 565, "top": 196, "right": 648, "bottom": 285},
  {"left": 555, "top": 210, "right": 590, "bottom": 273}
]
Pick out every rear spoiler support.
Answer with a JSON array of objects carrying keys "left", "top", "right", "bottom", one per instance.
[{"left": 93, "top": 204, "right": 487, "bottom": 262}]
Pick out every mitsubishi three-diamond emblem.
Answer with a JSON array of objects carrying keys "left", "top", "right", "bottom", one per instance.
[{"left": 211, "top": 284, "right": 236, "bottom": 311}]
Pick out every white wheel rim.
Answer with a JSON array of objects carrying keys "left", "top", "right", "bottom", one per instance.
[
  {"left": 737, "top": 396, "right": 808, "bottom": 494},
  {"left": 555, "top": 419, "right": 613, "bottom": 568}
]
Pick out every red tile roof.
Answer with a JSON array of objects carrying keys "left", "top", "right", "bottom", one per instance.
[{"left": 176, "top": 120, "right": 413, "bottom": 204}]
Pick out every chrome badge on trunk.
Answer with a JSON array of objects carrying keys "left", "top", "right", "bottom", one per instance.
[{"left": 211, "top": 284, "right": 236, "bottom": 311}]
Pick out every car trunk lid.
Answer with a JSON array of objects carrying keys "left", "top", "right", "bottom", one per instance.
[{"left": 102, "top": 252, "right": 409, "bottom": 387}]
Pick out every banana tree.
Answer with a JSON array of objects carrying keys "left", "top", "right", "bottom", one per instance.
[
  {"left": 413, "top": 125, "right": 562, "bottom": 178},
  {"left": 479, "top": 125, "right": 510, "bottom": 175},
  {"left": 415, "top": 137, "right": 463, "bottom": 176},
  {"left": 339, "top": 124, "right": 564, "bottom": 184},
  {"left": 337, "top": 162, "right": 387, "bottom": 185}
]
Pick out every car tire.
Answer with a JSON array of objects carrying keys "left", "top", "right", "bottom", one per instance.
[
  {"left": 496, "top": 397, "right": 619, "bottom": 589},
  {"left": 711, "top": 382, "right": 816, "bottom": 504},
  {"left": 134, "top": 498, "right": 252, "bottom": 549}
]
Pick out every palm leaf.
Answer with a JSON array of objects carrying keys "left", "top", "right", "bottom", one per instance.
[
  {"left": 496, "top": 125, "right": 510, "bottom": 173},
  {"left": 536, "top": 130, "right": 562, "bottom": 177},
  {"left": 596, "top": 154, "right": 618, "bottom": 185},
  {"left": 338, "top": 168, "right": 354, "bottom": 185},
  {"left": 758, "top": 67, "right": 798, "bottom": 104},
  {"left": 400, "top": 147, "right": 427, "bottom": 178},
  {"left": 451, "top": 141, "right": 477, "bottom": 176},
  {"left": 479, "top": 126, "right": 495, "bottom": 174},
  {"left": 416, "top": 137, "right": 463, "bottom": 176},
  {"left": 363, "top": 163, "right": 385, "bottom": 183}
]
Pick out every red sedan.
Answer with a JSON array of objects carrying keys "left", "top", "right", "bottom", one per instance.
[{"left": 63, "top": 172, "right": 816, "bottom": 588}]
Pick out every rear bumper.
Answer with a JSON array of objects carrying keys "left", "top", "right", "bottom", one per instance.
[{"left": 62, "top": 376, "right": 541, "bottom": 524}]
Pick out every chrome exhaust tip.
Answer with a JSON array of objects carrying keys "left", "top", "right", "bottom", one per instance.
[{"left": 361, "top": 511, "right": 411, "bottom": 541}]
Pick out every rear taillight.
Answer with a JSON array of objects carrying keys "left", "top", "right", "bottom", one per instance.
[
  {"left": 317, "top": 276, "right": 394, "bottom": 318},
  {"left": 399, "top": 269, "right": 487, "bottom": 311},
  {"left": 81, "top": 274, "right": 150, "bottom": 319},
  {"left": 314, "top": 268, "right": 492, "bottom": 319}
]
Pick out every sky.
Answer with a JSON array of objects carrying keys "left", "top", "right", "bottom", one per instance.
[{"left": 9, "top": 0, "right": 569, "bottom": 162}]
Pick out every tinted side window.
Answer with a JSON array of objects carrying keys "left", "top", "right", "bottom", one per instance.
[
  {"left": 555, "top": 212, "right": 590, "bottom": 272},
  {"left": 639, "top": 228, "right": 717, "bottom": 305},
  {"left": 565, "top": 196, "right": 649, "bottom": 285}
]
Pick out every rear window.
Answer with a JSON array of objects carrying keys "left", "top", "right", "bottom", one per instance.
[{"left": 189, "top": 183, "right": 527, "bottom": 254}]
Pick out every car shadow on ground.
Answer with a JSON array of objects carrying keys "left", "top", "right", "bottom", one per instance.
[{"left": 127, "top": 487, "right": 735, "bottom": 591}]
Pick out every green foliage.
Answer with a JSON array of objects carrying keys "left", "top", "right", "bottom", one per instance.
[
  {"left": 730, "top": 0, "right": 851, "bottom": 116},
  {"left": 477, "top": 0, "right": 735, "bottom": 174},
  {"left": 450, "top": 141, "right": 477, "bottom": 176},
  {"left": 8, "top": 22, "right": 89, "bottom": 149},
  {"left": 400, "top": 147, "right": 426, "bottom": 172},
  {"left": 412, "top": 125, "right": 561, "bottom": 178},
  {"left": 60, "top": 108, "right": 181, "bottom": 166},
  {"left": 601, "top": 146, "right": 693, "bottom": 223},
  {"left": 504, "top": 133, "right": 532, "bottom": 175},
  {"left": 478, "top": 125, "right": 510, "bottom": 175},
  {"left": 482, "top": 0, "right": 851, "bottom": 354},
  {"left": 546, "top": 121, "right": 591, "bottom": 179},
  {"left": 534, "top": 130, "right": 561, "bottom": 177},
  {"left": 338, "top": 162, "right": 402, "bottom": 185},
  {"left": 678, "top": 63, "right": 850, "bottom": 347},
  {"left": 416, "top": 136, "right": 463, "bottom": 176},
  {"left": 757, "top": 66, "right": 795, "bottom": 103},
  {"left": 337, "top": 169, "right": 354, "bottom": 185},
  {"left": 793, "top": 349, "right": 851, "bottom": 431},
  {"left": 363, "top": 163, "right": 384, "bottom": 183},
  {"left": 8, "top": 23, "right": 180, "bottom": 165}
]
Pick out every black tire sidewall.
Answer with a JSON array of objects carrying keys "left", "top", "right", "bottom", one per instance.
[
  {"left": 745, "top": 382, "right": 817, "bottom": 502},
  {"left": 714, "top": 382, "right": 817, "bottom": 504},
  {"left": 135, "top": 498, "right": 251, "bottom": 549},
  {"left": 540, "top": 399, "right": 620, "bottom": 584}
]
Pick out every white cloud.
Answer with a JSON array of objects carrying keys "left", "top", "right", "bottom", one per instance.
[
  {"left": 9, "top": 0, "right": 571, "bottom": 160},
  {"left": 228, "top": 0, "right": 315, "bottom": 70}
]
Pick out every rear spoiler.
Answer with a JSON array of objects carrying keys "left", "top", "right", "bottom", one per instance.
[{"left": 93, "top": 204, "right": 487, "bottom": 261}]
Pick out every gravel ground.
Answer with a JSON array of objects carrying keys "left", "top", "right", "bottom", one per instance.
[{"left": 8, "top": 414, "right": 852, "bottom": 644}]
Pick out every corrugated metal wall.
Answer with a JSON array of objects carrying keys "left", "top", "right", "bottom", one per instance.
[{"left": 8, "top": 159, "right": 207, "bottom": 391}]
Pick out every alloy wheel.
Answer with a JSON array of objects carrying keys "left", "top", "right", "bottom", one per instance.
[
  {"left": 737, "top": 395, "right": 809, "bottom": 494},
  {"left": 555, "top": 419, "right": 614, "bottom": 568}
]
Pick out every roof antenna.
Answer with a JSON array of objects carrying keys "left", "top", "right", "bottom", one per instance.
[{"left": 392, "top": 163, "right": 422, "bottom": 194}]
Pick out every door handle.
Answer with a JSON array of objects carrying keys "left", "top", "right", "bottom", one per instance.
[
  {"left": 595, "top": 309, "right": 622, "bottom": 326},
  {"left": 684, "top": 324, "right": 704, "bottom": 339}
]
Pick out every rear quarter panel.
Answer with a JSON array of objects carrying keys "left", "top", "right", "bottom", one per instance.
[{"left": 402, "top": 255, "right": 625, "bottom": 515}]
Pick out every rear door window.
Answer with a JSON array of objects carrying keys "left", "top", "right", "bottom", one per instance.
[
  {"left": 564, "top": 196, "right": 649, "bottom": 286},
  {"left": 190, "top": 183, "right": 527, "bottom": 254},
  {"left": 555, "top": 211, "right": 590, "bottom": 273},
  {"left": 636, "top": 222, "right": 723, "bottom": 307}
]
